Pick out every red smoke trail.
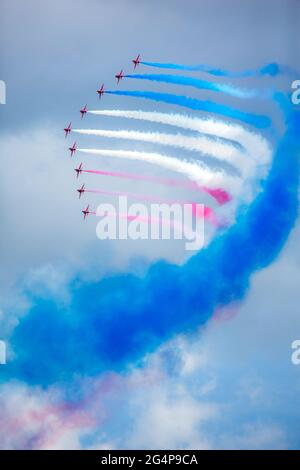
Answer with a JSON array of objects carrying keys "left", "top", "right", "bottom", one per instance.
[
  {"left": 82, "top": 168, "right": 231, "bottom": 205},
  {"left": 95, "top": 211, "right": 196, "bottom": 237},
  {"left": 85, "top": 188, "right": 222, "bottom": 227}
]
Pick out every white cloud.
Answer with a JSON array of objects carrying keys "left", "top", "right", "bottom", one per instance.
[
  {"left": 125, "top": 389, "right": 216, "bottom": 450},
  {"left": 218, "top": 423, "right": 288, "bottom": 450}
]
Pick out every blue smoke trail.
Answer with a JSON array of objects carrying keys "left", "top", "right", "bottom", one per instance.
[
  {"left": 106, "top": 90, "right": 271, "bottom": 128},
  {"left": 141, "top": 61, "right": 295, "bottom": 77},
  {"left": 2, "top": 109, "right": 299, "bottom": 387},
  {"left": 125, "top": 73, "right": 264, "bottom": 99}
]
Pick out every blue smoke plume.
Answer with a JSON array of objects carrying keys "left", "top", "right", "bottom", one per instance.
[
  {"left": 106, "top": 90, "right": 271, "bottom": 128},
  {"left": 140, "top": 61, "right": 294, "bottom": 77},
  {"left": 125, "top": 73, "right": 264, "bottom": 99},
  {"left": 2, "top": 108, "right": 299, "bottom": 387}
]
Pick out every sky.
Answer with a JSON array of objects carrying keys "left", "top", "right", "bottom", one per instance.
[{"left": 0, "top": 0, "right": 299, "bottom": 450}]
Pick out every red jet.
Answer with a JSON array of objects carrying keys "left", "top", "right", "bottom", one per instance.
[
  {"left": 75, "top": 163, "right": 83, "bottom": 178},
  {"left": 80, "top": 104, "right": 88, "bottom": 119},
  {"left": 69, "top": 142, "right": 77, "bottom": 157},
  {"left": 64, "top": 122, "right": 72, "bottom": 137},
  {"left": 115, "top": 69, "right": 125, "bottom": 84},
  {"left": 77, "top": 184, "right": 85, "bottom": 198},
  {"left": 82, "top": 205, "right": 91, "bottom": 220},
  {"left": 132, "top": 54, "right": 141, "bottom": 69},
  {"left": 97, "top": 83, "right": 105, "bottom": 99}
]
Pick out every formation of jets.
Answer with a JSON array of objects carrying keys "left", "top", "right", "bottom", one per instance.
[{"left": 64, "top": 55, "right": 141, "bottom": 219}]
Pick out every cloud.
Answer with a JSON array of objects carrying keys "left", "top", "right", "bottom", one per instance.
[
  {"left": 218, "top": 423, "right": 288, "bottom": 450},
  {"left": 124, "top": 388, "right": 216, "bottom": 449},
  {"left": 0, "top": 382, "right": 93, "bottom": 449},
  {"left": 2, "top": 223, "right": 300, "bottom": 450}
]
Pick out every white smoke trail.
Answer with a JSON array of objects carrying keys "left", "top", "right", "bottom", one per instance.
[
  {"left": 77, "top": 148, "right": 241, "bottom": 194},
  {"left": 73, "top": 128, "right": 252, "bottom": 175},
  {"left": 88, "top": 110, "right": 272, "bottom": 167}
]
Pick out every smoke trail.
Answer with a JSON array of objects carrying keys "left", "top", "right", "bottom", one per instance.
[
  {"left": 82, "top": 168, "right": 232, "bottom": 205},
  {"left": 84, "top": 188, "right": 220, "bottom": 226},
  {"left": 105, "top": 90, "right": 271, "bottom": 128},
  {"left": 90, "top": 210, "right": 199, "bottom": 241},
  {"left": 4, "top": 111, "right": 299, "bottom": 385},
  {"left": 125, "top": 73, "right": 261, "bottom": 99},
  {"left": 88, "top": 110, "right": 272, "bottom": 166},
  {"left": 77, "top": 148, "right": 241, "bottom": 194},
  {"left": 73, "top": 128, "right": 251, "bottom": 174},
  {"left": 140, "top": 61, "right": 293, "bottom": 77}
]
